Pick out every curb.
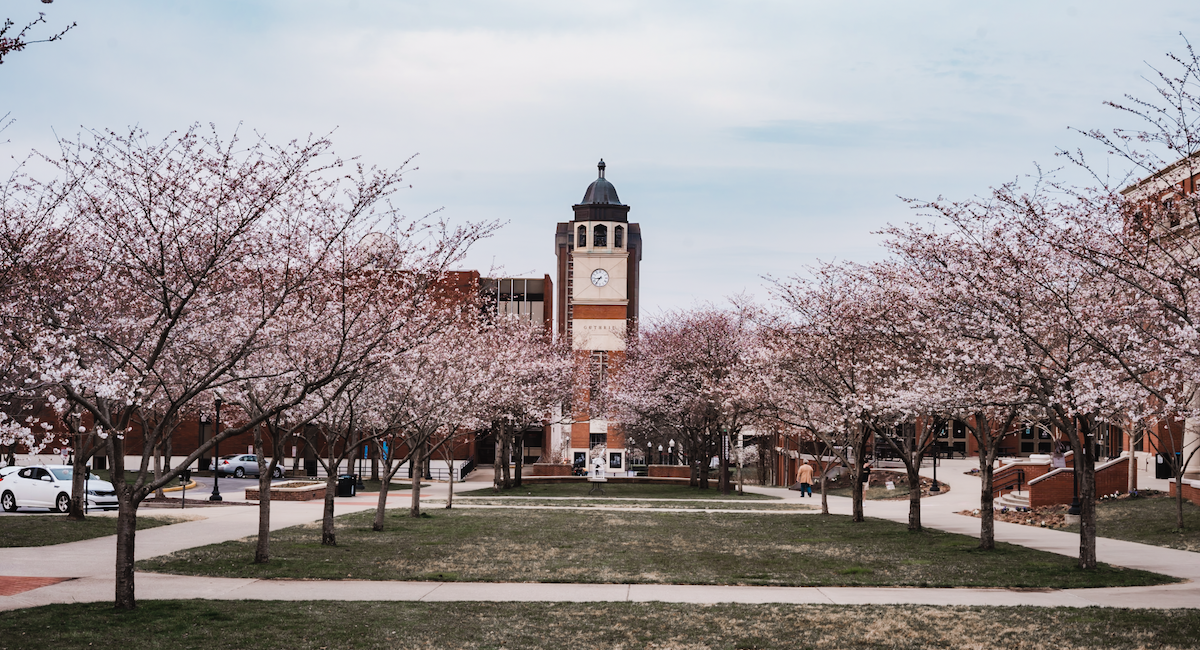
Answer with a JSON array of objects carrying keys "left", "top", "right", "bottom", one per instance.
[{"left": 161, "top": 481, "right": 199, "bottom": 493}]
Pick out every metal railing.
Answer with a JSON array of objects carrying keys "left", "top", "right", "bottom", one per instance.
[
  {"left": 992, "top": 468, "right": 1025, "bottom": 497},
  {"left": 458, "top": 456, "right": 476, "bottom": 481}
]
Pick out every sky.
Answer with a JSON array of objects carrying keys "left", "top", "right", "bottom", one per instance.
[{"left": 3, "top": 1, "right": 1200, "bottom": 319}]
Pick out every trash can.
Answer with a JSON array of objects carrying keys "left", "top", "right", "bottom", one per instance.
[{"left": 337, "top": 474, "right": 356, "bottom": 497}]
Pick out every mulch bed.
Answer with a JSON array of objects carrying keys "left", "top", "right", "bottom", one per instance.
[
  {"left": 957, "top": 489, "right": 1169, "bottom": 530},
  {"left": 823, "top": 469, "right": 950, "bottom": 499},
  {"left": 959, "top": 504, "right": 1070, "bottom": 529}
]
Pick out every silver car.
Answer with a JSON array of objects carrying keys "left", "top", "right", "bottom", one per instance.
[
  {"left": 0, "top": 465, "right": 119, "bottom": 512},
  {"left": 215, "top": 454, "right": 283, "bottom": 479}
]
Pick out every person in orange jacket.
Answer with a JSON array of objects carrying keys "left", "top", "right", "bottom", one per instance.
[{"left": 796, "top": 459, "right": 814, "bottom": 497}]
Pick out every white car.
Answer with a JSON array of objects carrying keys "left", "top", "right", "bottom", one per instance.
[{"left": 0, "top": 465, "right": 119, "bottom": 513}]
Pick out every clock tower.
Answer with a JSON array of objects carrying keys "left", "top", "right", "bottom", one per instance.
[{"left": 555, "top": 160, "right": 642, "bottom": 471}]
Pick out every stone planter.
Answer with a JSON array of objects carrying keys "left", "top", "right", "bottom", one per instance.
[{"left": 244, "top": 480, "right": 326, "bottom": 501}]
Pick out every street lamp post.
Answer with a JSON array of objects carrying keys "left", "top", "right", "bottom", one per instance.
[
  {"left": 209, "top": 396, "right": 223, "bottom": 502},
  {"left": 668, "top": 439, "right": 675, "bottom": 465},
  {"left": 198, "top": 413, "right": 209, "bottom": 472},
  {"left": 929, "top": 443, "right": 941, "bottom": 493}
]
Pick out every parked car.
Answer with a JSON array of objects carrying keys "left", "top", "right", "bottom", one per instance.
[
  {"left": 0, "top": 465, "right": 118, "bottom": 513},
  {"left": 215, "top": 454, "right": 284, "bottom": 479}
]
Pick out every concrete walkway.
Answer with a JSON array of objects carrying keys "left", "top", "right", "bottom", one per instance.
[{"left": 1, "top": 460, "right": 1197, "bottom": 611}]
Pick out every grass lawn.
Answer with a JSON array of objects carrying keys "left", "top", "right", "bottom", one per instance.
[
  {"left": 356, "top": 479, "right": 425, "bottom": 493},
  {"left": 1, "top": 514, "right": 186, "bottom": 547},
  {"left": 1062, "top": 494, "right": 1200, "bottom": 552},
  {"left": 138, "top": 508, "right": 1172, "bottom": 588},
  {"left": 3, "top": 601, "right": 1199, "bottom": 650},
  {"left": 455, "top": 498, "right": 810, "bottom": 511},
  {"left": 456, "top": 482, "right": 777, "bottom": 500},
  {"left": 822, "top": 484, "right": 917, "bottom": 500}
]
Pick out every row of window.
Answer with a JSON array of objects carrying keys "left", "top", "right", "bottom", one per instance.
[{"left": 572, "top": 224, "right": 624, "bottom": 249}]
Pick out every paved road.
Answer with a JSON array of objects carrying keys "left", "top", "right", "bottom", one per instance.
[{"left": 1, "top": 459, "right": 1197, "bottom": 610}]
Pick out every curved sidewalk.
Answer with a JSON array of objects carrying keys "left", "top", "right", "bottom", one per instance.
[{"left": 1, "top": 463, "right": 1197, "bottom": 611}]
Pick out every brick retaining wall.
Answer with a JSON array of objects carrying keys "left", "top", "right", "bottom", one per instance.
[
  {"left": 525, "top": 463, "right": 573, "bottom": 477},
  {"left": 648, "top": 465, "right": 691, "bottom": 479},
  {"left": 1168, "top": 479, "right": 1200, "bottom": 506},
  {"left": 1026, "top": 456, "right": 1133, "bottom": 507}
]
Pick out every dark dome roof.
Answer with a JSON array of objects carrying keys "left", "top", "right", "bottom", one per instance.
[{"left": 581, "top": 159, "right": 623, "bottom": 205}]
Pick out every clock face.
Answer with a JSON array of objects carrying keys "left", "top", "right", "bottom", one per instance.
[{"left": 590, "top": 268, "right": 609, "bottom": 287}]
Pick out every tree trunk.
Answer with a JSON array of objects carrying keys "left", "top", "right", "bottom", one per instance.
[
  {"left": 114, "top": 498, "right": 138, "bottom": 610},
  {"left": 851, "top": 432, "right": 868, "bottom": 523},
  {"left": 513, "top": 430, "right": 524, "bottom": 488},
  {"left": 979, "top": 453, "right": 996, "bottom": 550},
  {"left": 321, "top": 471, "right": 338, "bottom": 546},
  {"left": 719, "top": 433, "right": 731, "bottom": 496},
  {"left": 153, "top": 441, "right": 165, "bottom": 500},
  {"left": 373, "top": 468, "right": 392, "bottom": 531},
  {"left": 69, "top": 460, "right": 88, "bottom": 520},
  {"left": 1076, "top": 440, "right": 1098, "bottom": 570},
  {"left": 110, "top": 436, "right": 139, "bottom": 610},
  {"left": 410, "top": 442, "right": 424, "bottom": 518},
  {"left": 253, "top": 426, "right": 271, "bottom": 564},
  {"left": 736, "top": 445, "right": 744, "bottom": 496},
  {"left": 1177, "top": 465, "right": 1187, "bottom": 530},
  {"left": 68, "top": 432, "right": 94, "bottom": 520},
  {"left": 906, "top": 453, "right": 922, "bottom": 532},
  {"left": 371, "top": 453, "right": 379, "bottom": 482},
  {"left": 851, "top": 464, "right": 865, "bottom": 522},
  {"left": 819, "top": 465, "right": 829, "bottom": 515},
  {"left": 501, "top": 424, "right": 513, "bottom": 489},
  {"left": 699, "top": 458, "right": 710, "bottom": 490},
  {"left": 373, "top": 452, "right": 404, "bottom": 532},
  {"left": 445, "top": 457, "right": 455, "bottom": 510},
  {"left": 1127, "top": 425, "right": 1139, "bottom": 495}
]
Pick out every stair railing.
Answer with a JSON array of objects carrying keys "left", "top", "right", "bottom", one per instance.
[{"left": 992, "top": 468, "right": 1025, "bottom": 498}]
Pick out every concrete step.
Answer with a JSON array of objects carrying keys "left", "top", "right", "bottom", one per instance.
[{"left": 995, "top": 491, "right": 1029, "bottom": 510}]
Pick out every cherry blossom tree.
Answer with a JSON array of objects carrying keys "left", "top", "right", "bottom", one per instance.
[
  {"left": 760, "top": 264, "right": 890, "bottom": 523},
  {"left": 359, "top": 317, "right": 492, "bottom": 526},
  {"left": 0, "top": 11, "right": 73, "bottom": 66},
  {"left": 480, "top": 317, "right": 572, "bottom": 492},
  {"left": 611, "top": 307, "right": 761, "bottom": 494},
  {"left": 1045, "top": 39, "right": 1200, "bottom": 530},
  {"left": 5, "top": 123, "right": 495, "bottom": 609},
  {"left": 881, "top": 220, "right": 1040, "bottom": 547},
  {"left": 899, "top": 180, "right": 1150, "bottom": 569},
  {"left": 0, "top": 154, "right": 78, "bottom": 459}
]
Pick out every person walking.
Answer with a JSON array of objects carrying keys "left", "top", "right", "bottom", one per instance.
[{"left": 796, "top": 459, "right": 814, "bottom": 498}]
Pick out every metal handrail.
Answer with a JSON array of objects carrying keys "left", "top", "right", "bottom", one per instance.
[
  {"left": 459, "top": 456, "right": 476, "bottom": 481},
  {"left": 992, "top": 468, "right": 1025, "bottom": 497}
]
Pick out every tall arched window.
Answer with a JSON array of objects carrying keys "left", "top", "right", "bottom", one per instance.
[
  {"left": 614, "top": 225, "right": 624, "bottom": 248},
  {"left": 593, "top": 224, "right": 608, "bottom": 248},
  {"left": 577, "top": 225, "right": 587, "bottom": 248}
]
